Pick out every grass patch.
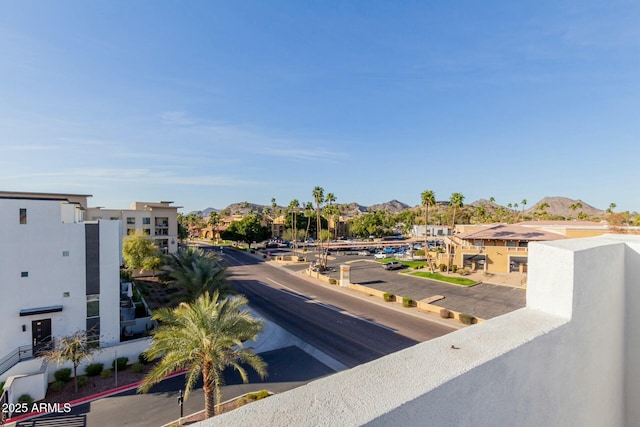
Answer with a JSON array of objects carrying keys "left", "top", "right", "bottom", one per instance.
[{"left": 410, "top": 271, "right": 476, "bottom": 286}]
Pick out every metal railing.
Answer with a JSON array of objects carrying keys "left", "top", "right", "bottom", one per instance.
[{"left": 0, "top": 345, "right": 33, "bottom": 377}]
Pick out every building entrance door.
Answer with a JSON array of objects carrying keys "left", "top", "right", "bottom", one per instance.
[{"left": 32, "top": 318, "right": 52, "bottom": 356}]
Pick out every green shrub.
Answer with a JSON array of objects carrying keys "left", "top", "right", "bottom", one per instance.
[
  {"left": 138, "top": 352, "right": 150, "bottom": 365},
  {"left": 263, "top": 254, "right": 267, "bottom": 259},
  {"left": 112, "top": 357, "right": 128, "bottom": 371},
  {"left": 100, "top": 369, "right": 112, "bottom": 379},
  {"left": 439, "top": 308, "right": 451, "bottom": 319},
  {"left": 246, "top": 390, "right": 270, "bottom": 401},
  {"left": 49, "top": 380, "right": 66, "bottom": 392},
  {"left": 17, "top": 394, "right": 34, "bottom": 406},
  {"left": 250, "top": 249, "right": 255, "bottom": 254},
  {"left": 439, "top": 263, "right": 447, "bottom": 272},
  {"left": 85, "top": 363, "right": 104, "bottom": 377},
  {"left": 120, "top": 269, "right": 132, "bottom": 281},
  {"left": 383, "top": 292, "right": 395, "bottom": 302},
  {"left": 54, "top": 368, "right": 72, "bottom": 383},
  {"left": 459, "top": 313, "right": 476, "bottom": 325},
  {"left": 415, "top": 249, "right": 425, "bottom": 256},
  {"left": 450, "top": 265, "right": 458, "bottom": 273},
  {"left": 402, "top": 297, "right": 415, "bottom": 308},
  {"left": 77, "top": 375, "right": 89, "bottom": 388},
  {"left": 132, "top": 362, "right": 145, "bottom": 374}
]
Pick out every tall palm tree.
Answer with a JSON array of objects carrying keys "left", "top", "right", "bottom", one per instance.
[
  {"left": 208, "top": 211, "right": 221, "bottom": 242},
  {"left": 449, "top": 192, "right": 465, "bottom": 269},
  {"left": 289, "top": 199, "right": 300, "bottom": 255},
  {"left": 312, "top": 187, "right": 325, "bottom": 266},
  {"left": 325, "top": 193, "right": 336, "bottom": 243},
  {"left": 302, "top": 201, "right": 314, "bottom": 251},
  {"left": 521, "top": 199, "right": 527, "bottom": 219},
  {"left": 138, "top": 292, "right": 267, "bottom": 419},
  {"left": 421, "top": 189, "right": 435, "bottom": 272},
  {"left": 449, "top": 192, "right": 465, "bottom": 231}
]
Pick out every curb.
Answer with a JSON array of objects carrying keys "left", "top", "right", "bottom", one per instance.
[{"left": 4, "top": 369, "right": 189, "bottom": 425}]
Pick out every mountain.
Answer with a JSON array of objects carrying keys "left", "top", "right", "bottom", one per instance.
[
  {"left": 368, "top": 200, "right": 411, "bottom": 213},
  {"left": 525, "top": 197, "right": 603, "bottom": 217}
]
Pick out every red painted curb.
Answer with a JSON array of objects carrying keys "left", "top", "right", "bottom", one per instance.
[{"left": 4, "top": 369, "right": 189, "bottom": 425}]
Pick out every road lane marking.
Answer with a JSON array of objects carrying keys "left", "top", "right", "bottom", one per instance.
[{"left": 263, "top": 278, "right": 396, "bottom": 332}]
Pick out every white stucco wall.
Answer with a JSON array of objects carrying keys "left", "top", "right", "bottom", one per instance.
[
  {"left": 0, "top": 199, "right": 87, "bottom": 356},
  {"left": 197, "top": 235, "right": 639, "bottom": 427},
  {"left": 98, "top": 220, "right": 122, "bottom": 346}
]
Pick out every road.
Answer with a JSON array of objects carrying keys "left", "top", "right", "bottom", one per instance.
[{"left": 221, "top": 248, "right": 455, "bottom": 367}]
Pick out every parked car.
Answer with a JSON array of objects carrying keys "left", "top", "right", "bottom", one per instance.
[
  {"left": 358, "top": 250, "right": 370, "bottom": 256},
  {"left": 374, "top": 252, "right": 387, "bottom": 259},
  {"left": 383, "top": 261, "right": 404, "bottom": 270},
  {"left": 384, "top": 247, "right": 396, "bottom": 254}
]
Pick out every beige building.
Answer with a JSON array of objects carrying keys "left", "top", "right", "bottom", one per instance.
[{"left": 87, "top": 201, "right": 181, "bottom": 254}]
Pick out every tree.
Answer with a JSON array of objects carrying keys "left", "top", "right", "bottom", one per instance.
[
  {"left": 312, "top": 187, "right": 325, "bottom": 264},
  {"left": 44, "top": 330, "right": 96, "bottom": 393},
  {"left": 289, "top": 199, "right": 300, "bottom": 255},
  {"left": 138, "top": 292, "right": 267, "bottom": 419},
  {"left": 302, "top": 202, "right": 314, "bottom": 250},
  {"left": 161, "top": 248, "right": 232, "bottom": 302},
  {"left": 535, "top": 202, "right": 550, "bottom": 220},
  {"left": 421, "top": 189, "right": 435, "bottom": 272},
  {"left": 521, "top": 199, "right": 527, "bottom": 218},
  {"left": 123, "top": 231, "right": 160, "bottom": 272},
  {"left": 208, "top": 211, "right": 221, "bottom": 242},
  {"left": 607, "top": 203, "right": 617, "bottom": 214},
  {"left": 570, "top": 202, "right": 583, "bottom": 220},
  {"left": 449, "top": 192, "right": 465, "bottom": 231},
  {"left": 221, "top": 213, "right": 270, "bottom": 248}
]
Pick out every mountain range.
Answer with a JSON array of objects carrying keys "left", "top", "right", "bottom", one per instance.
[{"left": 196, "top": 196, "right": 606, "bottom": 219}]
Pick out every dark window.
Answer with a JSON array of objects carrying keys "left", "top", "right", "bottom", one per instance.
[
  {"left": 21, "top": 271, "right": 28, "bottom": 277},
  {"left": 142, "top": 217, "right": 151, "bottom": 225},
  {"left": 19, "top": 208, "right": 27, "bottom": 224},
  {"left": 87, "top": 295, "right": 100, "bottom": 318},
  {"left": 127, "top": 217, "right": 135, "bottom": 225}
]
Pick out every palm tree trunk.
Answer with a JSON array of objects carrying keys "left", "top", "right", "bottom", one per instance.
[{"left": 204, "top": 384, "right": 216, "bottom": 418}]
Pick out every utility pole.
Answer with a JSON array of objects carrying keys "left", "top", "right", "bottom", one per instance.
[{"left": 177, "top": 389, "right": 184, "bottom": 424}]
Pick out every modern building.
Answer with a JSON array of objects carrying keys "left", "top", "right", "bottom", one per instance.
[
  {"left": 0, "top": 191, "right": 121, "bottom": 377},
  {"left": 196, "top": 234, "right": 640, "bottom": 426},
  {"left": 87, "top": 201, "right": 181, "bottom": 254}
]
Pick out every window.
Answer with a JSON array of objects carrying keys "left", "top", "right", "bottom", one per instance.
[
  {"left": 110, "top": 217, "right": 120, "bottom": 220},
  {"left": 62, "top": 251, "right": 70, "bottom": 257},
  {"left": 127, "top": 228, "right": 136, "bottom": 235},
  {"left": 506, "top": 241, "right": 517, "bottom": 247},
  {"left": 87, "top": 295, "right": 100, "bottom": 318},
  {"left": 21, "top": 271, "right": 28, "bottom": 277},
  {"left": 19, "top": 208, "right": 27, "bottom": 224},
  {"left": 142, "top": 217, "right": 151, "bottom": 225},
  {"left": 127, "top": 217, "right": 135, "bottom": 225},
  {"left": 63, "top": 292, "right": 70, "bottom": 297},
  {"left": 142, "top": 228, "right": 151, "bottom": 235}
]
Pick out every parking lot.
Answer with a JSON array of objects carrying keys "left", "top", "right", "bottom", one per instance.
[{"left": 272, "top": 247, "right": 526, "bottom": 320}]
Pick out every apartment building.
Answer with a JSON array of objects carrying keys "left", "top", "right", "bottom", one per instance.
[
  {"left": 87, "top": 201, "right": 181, "bottom": 254},
  {"left": 0, "top": 192, "right": 120, "bottom": 375}
]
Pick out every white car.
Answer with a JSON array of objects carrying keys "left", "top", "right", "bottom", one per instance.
[
  {"left": 374, "top": 252, "right": 387, "bottom": 259},
  {"left": 358, "top": 250, "right": 370, "bottom": 256}
]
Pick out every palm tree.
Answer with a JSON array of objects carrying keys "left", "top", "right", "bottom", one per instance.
[
  {"left": 607, "top": 203, "right": 617, "bottom": 214},
  {"left": 312, "top": 187, "right": 325, "bottom": 266},
  {"left": 162, "top": 248, "right": 232, "bottom": 302},
  {"left": 420, "top": 189, "right": 435, "bottom": 272},
  {"left": 325, "top": 193, "right": 336, "bottom": 242},
  {"left": 302, "top": 201, "right": 314, "bottom": 251},
  {"left": 570, "top": 202, "right": 583, "bottom": 220},
  {"left": 449, "top": 192, "right": 465, "bottom": 231},
  {"left": 138, "top": 292, "right": 267, "bottom": 419},
  {"left": 289, "top": 199, "right": 300, "bottom": 255},
  {"left": 521, "top": 199, "right": 527, "bottom": 218},
  {"left": 208, "top": 211, "right": 221, "bottom": 242}
]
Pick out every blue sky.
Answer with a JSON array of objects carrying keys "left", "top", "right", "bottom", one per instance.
[{"left": 1, "top": 1, "right": 638, "bottom": 213}]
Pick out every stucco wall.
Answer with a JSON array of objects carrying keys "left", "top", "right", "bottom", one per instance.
[{"left": 196, "top": 235, "right": 638, "bottom": 427}]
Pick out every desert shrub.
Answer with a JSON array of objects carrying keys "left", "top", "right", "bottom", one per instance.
[
  {"left": 246, "top": 390, "right": 270, "bottom": 401},
  {"left": 85, "top": 363, "right": 104, "bottom": 377},
  {"left": 439, "top": 263, "right": 447, "bottom": 272},
  {"left": 138, "top": 352, "right": 150, "bottom": 365},
  {"left": 112, "top": 357, "right": 128, "bottom": 371},
  {"left": 439, "top": 308, "right": 451, "bottom": 319},
  {"left": 459, "top": 313, "right": 476, "bottom": 325},
  {"left": 383, "top": 292, "right": 395, "bottom": 302},
  {"left": 450, "top": 265, "right": 458, "bottom": 273},
  {"left": 459, "top": 268, "right": 470, "bottom": 276},
  {"left": 415, "top": 249, "right": 425, "bottom": 256},
  {"left": 402, "top": 297, "right": 415, "bottom": 308},
  {"left": 77, "top": 375, "right": 89, "bottom": 388},
  {"left": 54, "top": 368, "right": 72, "bottom": 383},
  {"left": 49, "top": 380, "right": 65, "bottom": 392},
  {"left": 17, "top": 394, "right": 34, "bottom": 406},
  {"left": 100, "top": 369, "right": 112, "bottom": 379},
  {"left": 328, "top": 278, "right": 337, "bottom": 285},
  {"left": 132, "top": 363, "right": 144, "bottom": 374}
]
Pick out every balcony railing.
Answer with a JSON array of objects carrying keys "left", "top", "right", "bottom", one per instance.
[{"left": 0, "top": 345, "right": 34, "bottom": 377}]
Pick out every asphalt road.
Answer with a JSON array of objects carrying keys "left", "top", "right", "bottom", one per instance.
[{"left": 222, "top": 249, "right": 455, "bottom": 367}]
